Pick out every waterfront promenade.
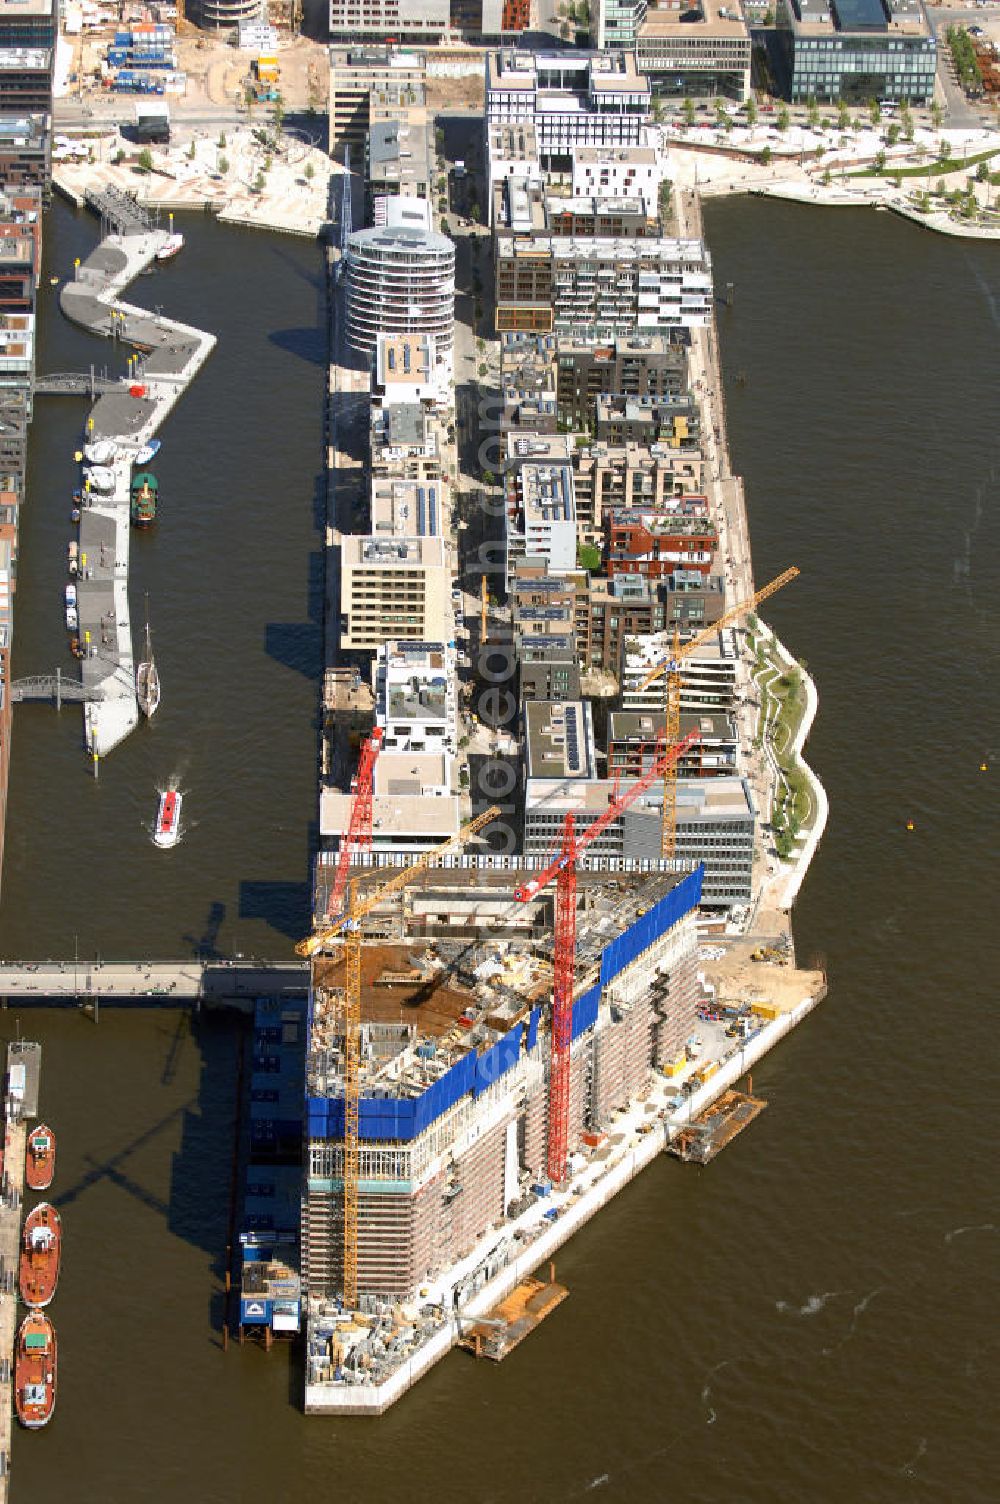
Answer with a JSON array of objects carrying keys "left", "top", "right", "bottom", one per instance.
[
  {"left": 675, "top": 185, "right": 825, "bottom": 933},
  {"left": 57, "top": 228, "right": 217, "bottom": 759}
]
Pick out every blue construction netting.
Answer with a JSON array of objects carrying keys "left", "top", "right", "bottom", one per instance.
[
  {"left": 307, "top": 1050, "right": 478, "bottom": 1143},
  {"left": 306, "top": 868, "right": 704, "bottom": 1142},
  {"left": 571, "top": 984, "right": 601, "bottom": 1042},
  {"left": 599, "top": 866, "right": 704, "bottom": 988},
  {"left": 474, "top": 1022, "right": 524, "bottom": 1096}
]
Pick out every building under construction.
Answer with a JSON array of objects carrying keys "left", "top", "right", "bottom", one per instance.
[{"left": 301, "top": 856, "right": 703, "bottom": 1395}]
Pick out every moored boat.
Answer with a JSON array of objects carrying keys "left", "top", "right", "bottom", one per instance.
[
  {"left": 136, "top": 605, "right": 160, "bottom": 718},
  {"left": 19, "top": 1203, "right": 62, "bottom": 1309},
  {"left": 134, "top": 438, "right": 161, "bottom": 465},
  {"left": 84, "top": 439, "right": 116, "bottom": 465},
  {"left": 25, "top": 1124, "right": 55, "bottom": 1192},
  {"left": 155, "top": 231, "right": 184, "bottom": 262},
  {"left": 15, "top": 1312, "right": 56, "bottom": 1429},
  {"left": 83, "top": 465, "right": 115, "bottom": 494},
  {"left": 153, "top": 789, "right": 182, "bottom": 848},
  {"left": 64, "top": 583, "right": 78, "bottom": 633},
  {"left": 67, "top": 540, "right": 78, "bottom": 576},
  {"left": 130, "top": 471, "right": 158, "bottom": 528}
]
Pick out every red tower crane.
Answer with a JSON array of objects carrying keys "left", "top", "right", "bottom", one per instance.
[
  {"left": 325, "top": 727, "right": 384, "bottom": 919},
  {"left": 513, "top": 729, "right": 701, "bottom": 1184}
]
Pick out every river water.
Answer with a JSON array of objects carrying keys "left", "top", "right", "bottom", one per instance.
[{"left": 1, "top": 199, "right": 997, "bottom": 1502}]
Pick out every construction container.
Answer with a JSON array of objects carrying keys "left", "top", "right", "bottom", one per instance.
[
  {"left": 254, "top": 55, "right": 279, "bottom": 83},
  {"left": 698, "top": 1060, "right": 720, "bottom": 1083},
  {"left": 663, "top": 1053, "right": 687, "bottom": 1078},
  {"left": 751, "top": 1000, "right": 781, "bottom": 1021}
]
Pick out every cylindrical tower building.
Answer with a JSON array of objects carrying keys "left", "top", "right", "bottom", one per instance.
[{"left": 346, "top": 222, "right": 455, "bottom": 359}]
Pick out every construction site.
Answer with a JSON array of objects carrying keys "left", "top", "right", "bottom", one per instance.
[{"left": 300, "top": 853, "right": 706, "bottom": 1409}]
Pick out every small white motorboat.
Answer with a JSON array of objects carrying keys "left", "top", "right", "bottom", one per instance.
[
  {"left": 134, "top": 438, "right": 161, "bottom": 466},
  {"left": 153, "top": 789, "right": 182, "bottom": 848},
  {"left": 64, "top": 583, "right": 77, "bottom": 632},
  {"left": 83, "top": 466, "right": 115, "bottom": 494},
  {"left": 67, "top": 541, "right": 78, "bottom": 576},
  {"left": 155, "top": 232, "right": 184, "bottom": 262},
  {"left": 84, "top": 440, "right": 117, "bottom": 465}
]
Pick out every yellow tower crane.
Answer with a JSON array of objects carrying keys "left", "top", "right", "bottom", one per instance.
[
  {"left": 636, "top": 567, "right": 800, "bottom": 858},
  {"left": 295, "top": 806, "right": 501, "bottom": 1308}
]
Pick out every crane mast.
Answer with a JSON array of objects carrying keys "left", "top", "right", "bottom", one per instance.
[
  {"left": 634, "top": 567, "right": 801, "bottom": 857},
  {"left": 300, "top": 805, "right": 501, "bottom": 1307},
  {"left": 325, "top": 728, "right": 383, "bottom": 920},
  {"left": 515, "top": 731, "right": 700, "bottom": 1183}
]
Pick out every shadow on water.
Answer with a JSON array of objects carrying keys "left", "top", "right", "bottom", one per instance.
[
  {"left": 268, "top": 325, "right": 328, "bottom": 366},
  {"left": 264, "top": 547, "right": 325, "bottom": 677},
  {"left": 51, "top": 1009, "right": 242, "bottom": 1342},
  {"left": 239, "top": 878, "right": 313, "bottom": 940},
  {"left": 181, "top": 899, "right": 227, "bottom": 961}
]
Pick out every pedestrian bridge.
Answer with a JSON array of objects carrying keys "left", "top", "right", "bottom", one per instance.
[
  {"left": 11, "top": 676, "right": 97, "bottom": 705},
  {"left": 34, "top": 371, "right": 124, "bottom": 398},
  {"left": 0, "top": 959, "right": 308, "bottom": 1005}
]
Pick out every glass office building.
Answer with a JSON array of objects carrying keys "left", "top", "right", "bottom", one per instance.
[{"left": 777, "top": 0, "right": 936, "bottom": 104}]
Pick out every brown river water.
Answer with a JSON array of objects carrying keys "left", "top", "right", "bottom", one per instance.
[{"left": 0, "top": 196, "right": 995, "bottom": 1503}]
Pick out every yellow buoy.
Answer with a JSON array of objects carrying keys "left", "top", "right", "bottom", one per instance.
[
  {"left": 73, "top": 450, "right": 83, "bottom": 462},
  {"left": 980, "top": 761, "right": 989, "bottom": 773},
  {"left": 905, "top": 819, "right": 915, "bottom": 832}
]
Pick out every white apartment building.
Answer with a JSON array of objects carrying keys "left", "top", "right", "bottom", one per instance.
[
  {"left": 504, "top": 436, "right": 578, "bottom": 588},
  {"left": 374, "top": 332, "right": 449, "bottom": 407},
  {"left": 486, "top": 121, "right": 542, "bottom": 227},
  {"left": 346, "top": 202, "right": 455, "bottom": 358},
  {"left": 373, "top": 639, "right": 458, "bottom": 757},
  {"left": 570, "top": 141, "right": 666, "bottom": 216},
  {"left": 485, "top": 49, "right": 650, "bottom": 167},
  {"left": 620, "top": 629, "right": 740, "bottom": 715},
  {"left": 551, "top": 235, "right": 712, "bottom": 337},
  {"left": 340, "top": 534, "right": 450, "bottom": 652}
]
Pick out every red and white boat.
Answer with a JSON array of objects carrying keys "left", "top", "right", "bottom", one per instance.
[
  {"left": 25, "top": 1124, "right": 55, "bottom": 1192},
  {"left": 15, "top": 1312, "right": 56, "bottom": 1429},
  {"left": 19, "top": 1203, "right": 61, "bottom": 1309},
  {"left": 153, "top": 789, "right": 182, "bottom": 848},
  {"left": 155, "top": 231, "right": 184, "bottom": 262}
]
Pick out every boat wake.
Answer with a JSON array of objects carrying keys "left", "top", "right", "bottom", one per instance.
[
  {"left": 944, "top": 1222, "right": 997, "bottom": 1245},
  {"left": 775, "top": 1291, "right": 840, "bottom": 1317},
  {"left": 821, "top": 1286, "right": 885, "bottom": 1358}
]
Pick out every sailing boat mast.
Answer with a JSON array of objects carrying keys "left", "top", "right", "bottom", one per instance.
[{"left": 136, "top": 593, "right": 161, "bottom": 718}]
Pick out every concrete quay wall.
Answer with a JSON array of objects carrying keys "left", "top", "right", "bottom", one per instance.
[{"left": 304, "top": 986, "right": 826, "bottom": 1415}]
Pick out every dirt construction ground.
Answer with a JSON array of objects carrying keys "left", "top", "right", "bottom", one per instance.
[{"left": 72, "top": 30, "right": 330, "bottom": 115}]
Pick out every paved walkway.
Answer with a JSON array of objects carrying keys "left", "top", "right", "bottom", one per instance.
[{"left": 58, "top": 230, "right": 217, "bottom": 759}]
